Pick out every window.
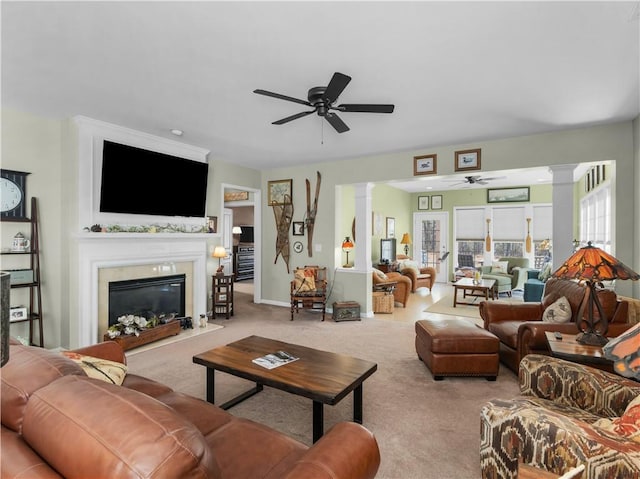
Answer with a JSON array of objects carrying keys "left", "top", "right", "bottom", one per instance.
[
  {"left": 580, "top": 185, "right": 611, "bottom": 252},
  {"left": 454, "top": 208, "right": 485, "bottom": 268},
  {"left": 492, "top": 206, "right": 526, "bottom": 260}
]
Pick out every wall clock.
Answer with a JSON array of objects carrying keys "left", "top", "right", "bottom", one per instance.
[{"left": 1, "top": 169, "right": 30, "bottom": 221}]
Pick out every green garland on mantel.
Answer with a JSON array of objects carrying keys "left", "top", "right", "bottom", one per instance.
[{"left": 84, "top": 223, "right": 209, "bottom": 234}]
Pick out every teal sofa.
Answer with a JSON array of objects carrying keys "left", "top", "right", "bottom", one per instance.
[{"left": 479, "top": 257, "right": 530, "bottom": 296}]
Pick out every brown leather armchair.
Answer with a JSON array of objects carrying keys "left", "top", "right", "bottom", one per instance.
[
  {"left": 397, "top": 261, "right": 436, "bottom": 292},
  {"left": 372, "top": 269, "right": 411, "bottom": 307},
  {"left": 479, "top": 278, "right": 631, "bottom": 373}
]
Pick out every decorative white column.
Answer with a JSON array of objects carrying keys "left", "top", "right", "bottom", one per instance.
[
  {"left": 353, "top": 183, "right": 373, "bottom": 271},
  {"left": 549, "top": 164, "right": 577, "bottom": 269}
]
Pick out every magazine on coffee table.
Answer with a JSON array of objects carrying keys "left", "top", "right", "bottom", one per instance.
[{"left": 252, "top": 350, "right": 299, "bottom": 369}]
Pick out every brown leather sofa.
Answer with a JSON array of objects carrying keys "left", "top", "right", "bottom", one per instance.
[
  {"left": 1, "top": 339, "right": 381, "bottom": 479},
  {"left": 479, "top": 278, "right": 631, "bottom": 373},
  {"left": 372, "top": 269, "right": 411, "bottom": 307}
]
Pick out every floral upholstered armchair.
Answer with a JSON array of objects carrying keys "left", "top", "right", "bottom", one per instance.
[{"left": 481, "top": 354, "right": 640, "bottom": 479}]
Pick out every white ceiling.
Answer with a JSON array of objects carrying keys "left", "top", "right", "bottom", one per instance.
[{"left": 2, "top": 1, "right": 638, "bottom": 192}]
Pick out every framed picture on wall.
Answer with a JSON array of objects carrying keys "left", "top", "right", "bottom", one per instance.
[
  {"left": 267, "top": 179, "right": 292, "bottom": 206},
  {"left": 207, "top": 216, "right": 217, "bottom": 233},
  {"left": 292, "top": 221, "right": 304, "bottom": 236},
  {"left": 431, "top": 195, "right": 442, "bottom": 210},
  {"left": 413, "top": 154, "right": 437, "bottom": 176},
  {"left": 418, "top": 196, "right": 429, "bottom": 210},
  {"left": 454, "top": 148, "right": 481, "bottom": 171},
  {"left": 386, "top": 217, "right": 395, "bottom": 238}
]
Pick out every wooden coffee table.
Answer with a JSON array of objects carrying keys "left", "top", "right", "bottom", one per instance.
[
  {"left": 544, "top": 331, "right": 613, "bottom": 372},
  {"left": 453, "top": 277, "right": 497, "bottom": 307},
  {"left": 193, "top": 335, "right": 377, "bottom": 442}
]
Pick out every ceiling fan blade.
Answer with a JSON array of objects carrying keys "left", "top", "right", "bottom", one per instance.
[
  {"left": 325, "top": 112, "right": 350, "bottom": 133},
  {"left": 272, "top": 110, "right": 315, "bottom": 125},
  {"left": 254, "top": 89, "right": 311, "bottom": 107},
  {"left": 480, "top": 176, "right": 507, "bottom": 181},
  {"left": 323, "top": 72, "right": 351, "bottom": 104},
  {"left": 337, "top": 104, "right": 395, "bottom": 113}
]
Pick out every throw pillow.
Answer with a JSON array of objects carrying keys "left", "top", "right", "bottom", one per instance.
[
  {"left": 538, "top": 262, "right": 553, "bottom": 282},
  {"left": 542, "top": 296, "right": 572, "bottom": 323},
  {"left": 294, "top": 268, "right": 316, "bottom": 292},
  {"left": 593, "top": 395, "right": 640, "bottom": 443},
  {"left": 372, "top": 268, "right": 389, "bottom": 281},
  {"left": 60, "top": 351, "right": 127, "bottom": 385},
  {"left": 399, "top": 260, "right": 420, "bottom": 276},
  {"left": 491, "top": 261, "right": 509, "bottom": 274}
]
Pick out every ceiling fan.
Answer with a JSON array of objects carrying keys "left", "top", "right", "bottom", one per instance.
[
  {"left": 253, "top": 72, "right": 394, "bottom": 133},
  {"left": 445, "top": 175, "right": 507, "bottom": 187}
]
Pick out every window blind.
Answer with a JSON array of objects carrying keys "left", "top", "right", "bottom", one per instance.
[
  {"left": 532, "top": 205, "right": 552, "bottom": 240},
  {"left": 455, "top": 208, "right": 485, "bottom": 239},
  {"left": 492, "top": 207, "right": 526, "bottom": 241}
]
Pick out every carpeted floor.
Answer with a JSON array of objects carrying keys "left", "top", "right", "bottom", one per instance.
[{"left": 126, "top": 292, "right": 519, "bottom": 479}]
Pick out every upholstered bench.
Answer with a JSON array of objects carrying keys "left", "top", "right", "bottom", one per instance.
[{"left": 415, "top": 317, "right": 500, "bottom": 380}]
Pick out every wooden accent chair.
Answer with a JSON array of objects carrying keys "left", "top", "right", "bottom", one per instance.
[{"left": 290, "top": 266, "right": 328, "bottom": 321}]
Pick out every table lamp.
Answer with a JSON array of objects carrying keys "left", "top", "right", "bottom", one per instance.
[
  {"left": 552, "top": 241, "right": 639, "bottom": 346},
  {"left": 400, "top": 233, "right": 411, "bottom": 256},
  {"left": 342, "top": 237, "right": 354, "bottom": 268},
  {"left": 212, "top": 246, "right": 227, "bottom": 275}
]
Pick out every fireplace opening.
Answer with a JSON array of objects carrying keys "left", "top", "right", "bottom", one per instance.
[{"left": 108, "top": 274, "right": 186, "bottom": 326}]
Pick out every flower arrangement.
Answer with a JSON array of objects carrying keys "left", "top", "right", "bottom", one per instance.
[{"left": 106, "top": 314, "right": 159, "bottom": 339}]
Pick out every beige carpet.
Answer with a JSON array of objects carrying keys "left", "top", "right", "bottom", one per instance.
[{"left": 126, "top": 292, "right": 519, "bottom": 479}]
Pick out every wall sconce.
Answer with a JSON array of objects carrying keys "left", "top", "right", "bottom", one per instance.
[
  {"left": 400, "top": 232, "right": 412, "bottom": 256},
  {"left": 342, "top": 237, "right": 354, "bottom": 268},
  {"left": 212, "top": 246, "right": 227, "bottom": 275}
]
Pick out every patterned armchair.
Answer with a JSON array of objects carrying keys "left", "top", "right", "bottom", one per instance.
[
  {"left": 481, "top": 354, "right": 640, "bottom": 479},
  {"left": 290, "top": 266, "right": 328, "bottom": 321}
]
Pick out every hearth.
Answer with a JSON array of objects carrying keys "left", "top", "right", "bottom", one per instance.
[{"left": 108, "top": 274, "right": 185, "bottom": 326}]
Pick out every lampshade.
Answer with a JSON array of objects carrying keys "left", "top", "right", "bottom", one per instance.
[
  {"left": 603, "top": 322, "right": 640, "bottom": 380},
  {"left": 212, "top": 246, "right": 227, "bottom": 259},
  {"left": 552, "top": 242, "right": 640, "bottom": 282},
  {"left": 342, "top": 237, "right": 354, "bottom": 268},
  {"left": 552, "top": 242, "right": 640, "bottom": 346},
  {"left": 400, "top": 233, "right": 412, "bottom": 245},
  {"left": 342, "top": 237, "right": 354, "bottom": 251},
  {"left": 232, "top": 226, "right": 242, "bottom": 234}
]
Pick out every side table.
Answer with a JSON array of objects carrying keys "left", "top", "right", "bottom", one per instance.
[
  {"left": 212, "top": 274, "right": 234, "bottom": 319},
  {"left": 544, "top": 332, "right": 613, "bottom": 373},
  {"left": 377, "top": 262, "right": 398, "bottom": 273}
]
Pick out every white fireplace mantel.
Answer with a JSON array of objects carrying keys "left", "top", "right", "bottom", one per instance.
[{"left": 76, "top": 234, "right": 208, "bottom": 347}]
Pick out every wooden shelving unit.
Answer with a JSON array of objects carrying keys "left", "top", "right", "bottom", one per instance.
[{"left": 2, "top": 197, "right": 44, "bottom": 346}]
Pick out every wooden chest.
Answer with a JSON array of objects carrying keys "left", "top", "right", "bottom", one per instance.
[{"left": 332, "top": 301, "right": 361, "bottom": 322}]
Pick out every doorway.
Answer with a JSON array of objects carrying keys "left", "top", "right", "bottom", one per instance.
[{"left": 413, "top": 212, "right": 449, "bottom": 284}]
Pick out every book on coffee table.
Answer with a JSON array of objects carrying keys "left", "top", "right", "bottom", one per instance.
[{"left": 252, "top": 350, "right": 299, "bottom": 369}]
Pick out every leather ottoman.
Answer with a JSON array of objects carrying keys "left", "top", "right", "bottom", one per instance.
[{"left": 415, "top": 317, "right": 500, "bottom": 380}]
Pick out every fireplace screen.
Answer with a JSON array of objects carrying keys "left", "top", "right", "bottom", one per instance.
[{"left": 108, "top": 274, "right": 185, "bottom": 326}]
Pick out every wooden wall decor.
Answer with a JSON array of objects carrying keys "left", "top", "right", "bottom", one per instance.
[
  {"left": 305, "top": 171, "right": 321, "bottom": 257},
  {"left": 273, "top": 194, "right": 293, "bottom": 272}
]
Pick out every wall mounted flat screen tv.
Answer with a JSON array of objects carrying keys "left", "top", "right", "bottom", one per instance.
[{"left": 100, "top": 140, "right": 209, "bottom": 218}]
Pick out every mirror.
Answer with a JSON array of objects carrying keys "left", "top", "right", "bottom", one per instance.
[{"left": 380, "top": 238, "right": 397, "bottom": 263}]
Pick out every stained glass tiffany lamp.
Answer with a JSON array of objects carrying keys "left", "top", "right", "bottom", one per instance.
[{"left": 552, "top": 242, "right": 639, "bottom": 346}]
